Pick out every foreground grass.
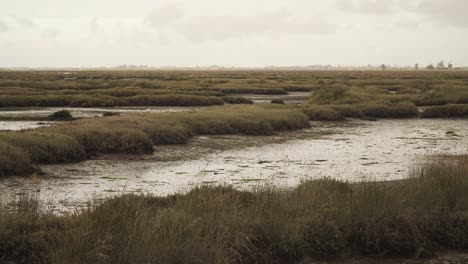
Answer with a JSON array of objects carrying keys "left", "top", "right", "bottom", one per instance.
[
  {"left": 0, "top": 156, "right": 467, "bottom": 263},
  {"left": 0, "top": 105, "right": 310, "bottom": 177}
]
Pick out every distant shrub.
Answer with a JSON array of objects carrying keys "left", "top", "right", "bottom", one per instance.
[
  {"left": 271, "top": 99, "right": 285, "bottom": 104},
  {"left": 222, "top": 96, "right": 254, "bottom": 104},
  {"left": 49, "top": 110, "right": 73, "bottom": 120},
  {"left": 103, "top": 112, "right": 120, "bottom": 117},
  {"left": 283, "top": 86, "right": 315, "bottom": 92}
]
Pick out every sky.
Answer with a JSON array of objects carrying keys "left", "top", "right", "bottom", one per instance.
[{"left": 0, "top": 0, "right": 467, "bottom": 68}]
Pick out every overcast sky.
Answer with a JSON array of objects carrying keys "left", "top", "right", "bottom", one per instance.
[{"left": 0, "top": 0, "right": 467, "bottom": 67}]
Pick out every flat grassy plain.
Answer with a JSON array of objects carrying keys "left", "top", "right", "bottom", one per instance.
[
  {"left": 1, "top": 70, "right": 468, "bottom": 176},
  {"left": 0, "top": 155, "right": 467, "bottom": 263},
  {"left": 0, "top": 70, "right": 468, "bottom": 110}
]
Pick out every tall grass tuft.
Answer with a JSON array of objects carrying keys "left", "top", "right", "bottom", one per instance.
[{"left": 0, "top": 141, "right": 37, "bottom": 177}]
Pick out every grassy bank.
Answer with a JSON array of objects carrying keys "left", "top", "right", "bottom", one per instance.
[
  {"left": 301, "top": 102, "right": 419, "bottom": 120},
  {"left": 0, "top": 105, "right": 310, "bottom": 177},
  {"left": 1, "top": 156, "right": 467, "bottom": 263},
  {"left": 421, "top": 104, "right": 468, "bottom": 118},
  {"left": 0, "top": 94, "right": 225, "bottom": 107}
]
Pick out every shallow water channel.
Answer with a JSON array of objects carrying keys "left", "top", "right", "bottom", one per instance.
[{"left": 1, "top": 119, "right": 467, "bottom": 213}]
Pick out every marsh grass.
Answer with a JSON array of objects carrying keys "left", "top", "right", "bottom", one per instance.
[
  {"left": 0, "top": 94, "right": 225, "bottom": 107},
  {"left": 301, "top": 106, "right": 345, "bottom": 121},
  {"left": 0, "top": 141, "right": 36, "bottom": 177},
  {"left": 271, "top": 99, "right": 286, "bottom": 104},
  {"left": 421, "top": 104, "right": 468, "bottom": 118},
  {"left": 0, "top": 132, "right": 87, "bottom": 163},
  {"left": 1, "top": 70, "right": 468, "bottom": 109},
  {"left": 306, "top": 71, "right": 468, "bottom": 119},
  {"left": 0, "top": 156, "right": 466, "bottom": 263},
  {"left": 0, "top": 106, "right": 310, "bottom": 176},
  {"left": 302, "top": 102, "right": 419, "bottom": 120},
  {"left": 48, "top": 110, "right": 73, "bottom": 120},
  {"left": 222, "top": 96, "right": 254, "bottom": 104}
]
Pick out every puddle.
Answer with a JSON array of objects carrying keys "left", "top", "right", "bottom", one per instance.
[{"left": 1, "top": 119, "right": 467, "bottom": 213}]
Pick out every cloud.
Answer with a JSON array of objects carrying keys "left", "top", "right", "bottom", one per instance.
[
  {"left": 395, "top": 19, "right": 420, "bottom": 30},
  {"left": 42, "top": 28, "right": 60, "bottom": 38},
  {"left": 417, "top": 0, "right": 468, "bottom": 28},
  {"left": 337, "top": 0, "right": 468, "bottom": 28},
  {"left": 336, "top": 0, "right": 402, "bottom": 15},
  {"left": 90, "top": 17, "right": 99, "bottom": 33},
  {"left": 144, "top": 6, "right": 338, "bottom": 42},
  {"left": 144, "top": 3, "right": 185, "bottom": 29},
  {"left": 0, "top": 20, "right": 8, "bottom": 32},
  {"left": 15, "top": 17, "right": 36, "bottom": 28}
]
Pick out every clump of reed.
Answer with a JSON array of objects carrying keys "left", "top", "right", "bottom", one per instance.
[
  {"left": 0, "top": 141, "right": 36, "bottom": 177},
  {"left": 49, "top": 110, "right": 73, "bottom": 120},
  {"left": 271, "top": 99, "right": 285, "bottom": 104}
]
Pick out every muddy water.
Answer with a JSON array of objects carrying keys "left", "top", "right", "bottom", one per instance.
[{"left": 1, "top": 119, "right": 467, "bottom": 213}]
